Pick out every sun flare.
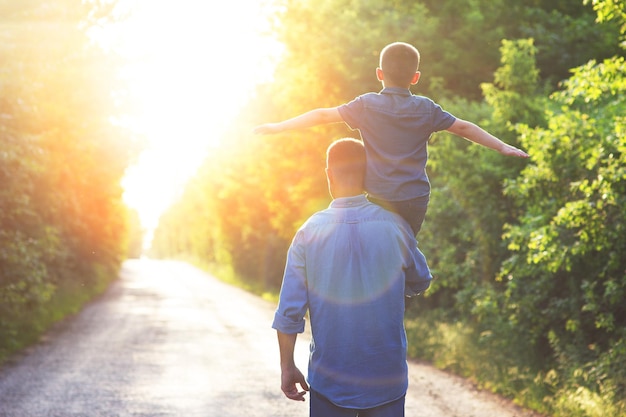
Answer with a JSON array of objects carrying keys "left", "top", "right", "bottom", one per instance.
[{"left": 104, "top": 0, "right": 282, "bottom": 235}]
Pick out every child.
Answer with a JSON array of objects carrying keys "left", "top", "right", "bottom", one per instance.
[{"left": 254, "top": 41, "right": 529, "bottom": 237}]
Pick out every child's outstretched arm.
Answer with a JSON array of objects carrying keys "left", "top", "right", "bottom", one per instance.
[
  {"left": 446, "top": 119, "right": 529, "bottom": 158},
  {"left": 253, "top": 107, "right": 343, "bottom": 134}
]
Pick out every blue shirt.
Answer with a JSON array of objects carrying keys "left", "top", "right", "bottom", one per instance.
[
  {"left": 272, "top": 195, "right": 432, "bottom": 409},
  {"left": 338, "top": 87, "right": 456, "bottom": 201}
]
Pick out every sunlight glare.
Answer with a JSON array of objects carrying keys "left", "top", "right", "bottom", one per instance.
[{"left": 106, "top": 0, "right": 282, "bottom": 237}]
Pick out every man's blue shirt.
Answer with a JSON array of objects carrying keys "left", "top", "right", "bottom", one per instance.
[
  {"left": 338, "top": 87, "right": 456, "bottom": 201},
  {"left": 272, "top": 195, "right": 431, "bottom": 409}
]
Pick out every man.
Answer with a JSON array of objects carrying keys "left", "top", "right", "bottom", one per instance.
[{"left": 272, "top": 138, "right": 432, "bottom": 417}]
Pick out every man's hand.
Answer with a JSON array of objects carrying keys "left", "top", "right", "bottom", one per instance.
[{"left": 281, "top": 365, "right": 309, "bottom": 401}]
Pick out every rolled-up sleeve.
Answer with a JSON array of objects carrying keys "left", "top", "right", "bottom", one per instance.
[{"left": 271, "top": 231, "right": 308, "bottom": 334}]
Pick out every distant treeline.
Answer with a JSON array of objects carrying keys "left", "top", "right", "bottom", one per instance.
[
  {"left": 151, "top": 1, "right": 626, "bottom": 416},
  {"left": 0, "top": 1, "right": 142, "bottom": 362}
]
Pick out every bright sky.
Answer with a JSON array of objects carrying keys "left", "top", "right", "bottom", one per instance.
[{"left": 98, "top": 0, "right": 282, "bottom": 237}]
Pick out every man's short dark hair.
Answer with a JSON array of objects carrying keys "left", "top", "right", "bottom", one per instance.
[
  {"left": 380, "top": 42, "right": 420, "bottom": 86},
  {"left": 326, "top": 138, "right": 366, "bottom": 178}
]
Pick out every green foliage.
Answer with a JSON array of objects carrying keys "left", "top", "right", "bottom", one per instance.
[
  {"left": 585, "top": 0, "right": 626, "bottom": 47},
  {"left": 500, "top": 54, "right": 626, "bottom": 414},
  {"left": 410, "top": 0, "right": 623, "bottom": 96},
  {"left": 421, "top": 39, "right": 543, "bottom": 316},
  {"left": 0, "top": 0, "right": 134, "bottom": 362},
  {"left": 511, "top": 3, "right": 622, "bottom": 87},
  {"left": 271, "top": 0, "right": 442, "bottom": 98}
]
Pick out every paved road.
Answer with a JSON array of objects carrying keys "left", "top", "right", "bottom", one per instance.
[{"left": 0, "top": 260, "right": 539, "bottom": 417}]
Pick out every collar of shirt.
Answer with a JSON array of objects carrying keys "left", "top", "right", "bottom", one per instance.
[
  {"left": 329, "top": 194, "right": 369, "bottom": 209},
  {"left": 380, "top": 86, "right": 412, "bottom": 97}
]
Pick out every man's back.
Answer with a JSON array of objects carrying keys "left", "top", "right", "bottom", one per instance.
[{"left": 277, "top": 195, "right": 417, "bottom": 408}]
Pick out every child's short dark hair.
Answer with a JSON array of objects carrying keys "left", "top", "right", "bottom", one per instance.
[
  {"left": 380, "top": 42, "right": 420, "bottom": 87},
  {"left": 326, "top": 138, "right": 366, "bottom": 178}
]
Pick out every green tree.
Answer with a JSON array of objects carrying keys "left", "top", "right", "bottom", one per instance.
[
  {"left": 500, "top": 3, "right": 626, "bottom": 413},
  {"left": 0, "top": 0, "right": 134, "bottom": 361},
  {"left": 502, "top": 55, "right": 625, "bottom": 416},
  {"left": 421, "top": 38, "right": 544, "bottom": 311}
]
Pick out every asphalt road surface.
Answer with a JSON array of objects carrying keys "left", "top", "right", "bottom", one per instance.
[{"left": 0, "top": 259, "right": 541, "bottom": 417}]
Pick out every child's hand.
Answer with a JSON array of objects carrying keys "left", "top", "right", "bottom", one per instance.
[
  {"left": 500, "top": 144, "right": 529, "bottom": 158},
  {"left": 253, "top": 123, "right": 281, "bottom": 135}
]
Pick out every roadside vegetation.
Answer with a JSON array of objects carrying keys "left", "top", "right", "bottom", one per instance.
[
  {"left": 0, "top": 1, "right": 142, "bottom": 363},
  {"left": 151, "top": 1, "right": 626, "bottom": 416}
]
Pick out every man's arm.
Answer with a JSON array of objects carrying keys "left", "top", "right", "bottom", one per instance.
[
  {"left": 277, "top": 331, "right": 309, "bottom": 401},
  {"left": 446, "top": 118, "right": 529, "bottom": 158},
  {"left": 253, "top": 108, "right": 343, "bottom": 134}
]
